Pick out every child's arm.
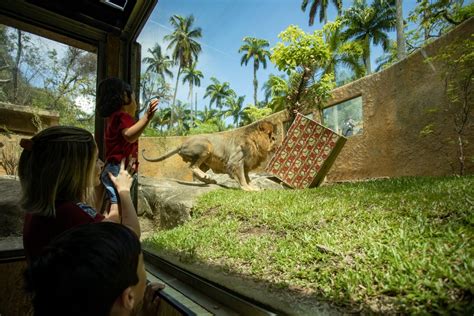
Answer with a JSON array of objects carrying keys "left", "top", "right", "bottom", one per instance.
[
  {"left": 106, "top": 158, "right": 141, "bottom": 237},
  {"left": 122, "top": 99, "right": 159, "bottom": 143}
]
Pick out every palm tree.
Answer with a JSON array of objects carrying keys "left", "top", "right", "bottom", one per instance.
[
  {"left": 375, "top": 40, "right": 398, "bottom": 71},
  {"left": 151, "top": 107, "right": 171, "bottom": 133},
  {"left": 262, "top": 74, "right": 289, "bottom": 113},
  {"left": 181, "top": 62, "right": 204, "bottom": 122},
  {"left": 197, "top": 106, "right": 220, "bottom": 123},
  {"left": 164, "top": 14, "right": 202, "bottom": 124},
  {"left": 341, "top": 0, "right": 396, "bottom": 74},
  {"left": 323, "top": 23, "right": 365, "bottom": 82},
  {"left": 238, "top": 37, "right": 271, "bottom": 107},
  {"left": 142, "top": 43, "right": 174, "bottom": 81},
  {"left": 203, "top": 77, "right": 235, "bottom": 110},
  {"left": 395, "top": 0, "right": 406, "bottom": 59},
  {"left": 224, "top": 95, "right": 245, "bottom": 127},
  {"left": 301, "top": 0, "right": 343, "bottom": 25},
  {"left": 171, "top": 100, "right": 192, "bottom": 135}
]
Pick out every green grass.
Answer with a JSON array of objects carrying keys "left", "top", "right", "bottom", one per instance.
[{"left": 144, "top": 176, "right": 474, "bottom": 314}]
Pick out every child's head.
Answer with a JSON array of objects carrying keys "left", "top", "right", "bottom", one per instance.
[
  {"left": 97, "top": 77, "right": 135, "bottom": 118},
  {"left": 24, "top": 222, "right": 144, "bottom": 316},
  {"left": 19, "top": 126, "right": 97, "bottom": 216}
]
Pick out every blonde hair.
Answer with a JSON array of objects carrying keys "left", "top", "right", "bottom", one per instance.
[{"left": 19, "top": 126, "right": 97, "bottom": 217}]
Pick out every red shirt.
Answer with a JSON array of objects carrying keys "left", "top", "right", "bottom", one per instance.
[
  {"left": 105, "top": 111, "right": 138, "bottom": 164},
  {"left": 23, "top": 201, "right": 104, "bottom": 262}
]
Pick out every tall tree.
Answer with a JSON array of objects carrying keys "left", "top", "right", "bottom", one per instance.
[
  {"left": 396, "top": 0, "right": 407, "bottom": 59},
  {"left": 323, "top": 21, "right": 365, "bottom": 83},
  {"left": 301, "top": 0, "right": 343, "bottom": 25},
  {"left": 142, "top": 43, "right": 174, "bottom": 81},
  {"left": 150, "top": 107, "right": 171, "bottom": 133},
  {"left": 238, "top": 37, "right": 271, "bottom": 107},
  {"left": 181, "top": 62, "right": 203, "bottom": 123},
  {"left": 171, "top": 100, "right": 192, "bottom": 135},
  {"left": 197, "top": 105, "right": 220, "bottom": 123},
  {"left": 43, "top": 46, "right": 96, "bottom": 127},
  {"left": 224, "top": 95, "right": 246, "bottom": 127},
  {"left": 341, "top": 0, "right": 396, "bottom": 74},
  {"left": 203, "top": 77, "right": 235, "bottom": 110},
  {"left": 262, "top": 74, "right": 289, "bottom": 112},
  {"left": 164, "top": 14, "right": 202, "bottom": 126}
]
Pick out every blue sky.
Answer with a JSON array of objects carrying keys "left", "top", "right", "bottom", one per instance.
[{"left": 137, "top": 0, "right": 419, "bottom": 112}]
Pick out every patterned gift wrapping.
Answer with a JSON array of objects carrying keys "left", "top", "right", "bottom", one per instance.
[{"left": 265, "top": 113, "right": 347, "bottom": 189}]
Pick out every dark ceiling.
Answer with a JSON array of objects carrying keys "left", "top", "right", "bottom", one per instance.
[{"left": 25, "top": 0, "right": 138, "bottom": 32}]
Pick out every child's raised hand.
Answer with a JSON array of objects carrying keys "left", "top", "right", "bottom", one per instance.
[
  {"left": 146, "top": 98, "right": 159, "bottom": 120},
  {"left": 108, "top": 158, "right": 135, "bottom": 193}
]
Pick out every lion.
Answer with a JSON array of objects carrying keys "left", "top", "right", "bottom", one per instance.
[{"left": 141, "top": 121, "right": 277, "bottom": 191}]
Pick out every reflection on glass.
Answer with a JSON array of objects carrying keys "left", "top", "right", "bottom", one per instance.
[{"left": 323, "top": 96, "right": 363, "bottom": 137}]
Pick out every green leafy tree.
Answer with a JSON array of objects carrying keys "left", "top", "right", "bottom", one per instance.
[
  {"left": 407, "top": 0, "right": 473, "bottom": 50},
  {"left": 224, "top": 95, "right": 246, "bottom": 127},
  {"left": 271, "top": 25, "right": 334, "bottom": 121},
  {"left": 41, "top": 46, "right": 96, "bottom": 129},
  {"left": 375, "top": 40, "right": 398, "bottom": 71},
  {"left": 301, "top": 0, "right": 343, "bottom": 25},
  {"left": 171, "top": 100, "right": 192, "bottom": 135},
  {"left": 181, "top": 62, "right": 203, "bottom": 124},
  {"left": 197, "top": 105, "right": 220, "bottom": 123},
  {"left": 238, "top": 37, "right": 271, "bottom": 107},
  {"left": 164, "top": 14, "right": 202, "bottom": 126},
  {"left": 421, "top": 36, "right": 473, "bottom": 175},
  {"left": 262, "top": 74, "right": 290, "bottom": 113},
  {"left": 203, "top": 77, "right": 235, "bottom": 110},
  {"left": 341, "top": 0, "right": 396, "bottom": 74},
  {"left": 140, "top": 71, "right": 172, "bottom": 108},
  {"left": 241, "top": 105, "right": 273, "bottom": 125},
  {"left": 323, "top": 20, "right": 365, "bottom": 83},
  {"left": 150, "top": 107, "right": 171, "bottom": 133},
  {"left": 1, "top": 27, "right": 44, "bottom": 105},
  {"left": 143, "top": 43, "right": 174, "bottom": 81}
]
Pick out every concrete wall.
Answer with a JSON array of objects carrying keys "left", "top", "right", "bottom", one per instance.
[
  {"left": 139, "top": 18, "right": 473, "bottom": 182},
  {"left": 325, "top": 18, "right": 473, "bottom": 182}
]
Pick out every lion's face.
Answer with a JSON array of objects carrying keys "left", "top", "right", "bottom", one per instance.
[{"left": 258, "top": 121, "right": 278, "bottom": 152}]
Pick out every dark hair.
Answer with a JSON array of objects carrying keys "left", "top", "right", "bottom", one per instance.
[
  {"left": 24, "top": 222, "right": 141, "bottom": 316},
  {"left": 18, "top": 126, "right": 96, "bottom": 217},
  {"left": 97, "top": 77, "right": 133, "bottom": 117}
]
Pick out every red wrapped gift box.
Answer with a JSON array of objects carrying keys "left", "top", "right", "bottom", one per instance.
[{"left": 266, "top": 113, "right": 347, "bottom": 189}]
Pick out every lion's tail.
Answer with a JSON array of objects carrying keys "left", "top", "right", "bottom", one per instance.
[{"left": 141, "top": 147, "right": 180, "bottom": 162}]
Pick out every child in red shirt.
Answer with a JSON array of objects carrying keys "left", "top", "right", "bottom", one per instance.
[{"left": 97, "top": 78, "right": 158, "bottom": 220}]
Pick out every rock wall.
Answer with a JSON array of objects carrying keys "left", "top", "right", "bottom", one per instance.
[{"left": 139, "top": 18, "right": 474, "bottom": 183}]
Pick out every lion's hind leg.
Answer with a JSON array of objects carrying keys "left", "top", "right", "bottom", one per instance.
[{"left": 179, "top": 140, "right": 217, "bottom": 185}]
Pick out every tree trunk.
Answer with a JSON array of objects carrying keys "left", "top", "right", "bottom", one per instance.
[
  {"left": 396, "top": 0, "right": 407, "bottom": 60},
  {"left": 13, "top": 30, "right": 22, "bottom": 104},
  {"left": 253, "top": 60, "right": 258, "bottom": 106},
  {"left": 365, "top": 37, "right": 371, "bottom": 74},
  {"left": 189, "top": 83, "right": 193, "bottom": 126},
  {"left": 171, "top": 65, "right": 182, "bottom": 128}
]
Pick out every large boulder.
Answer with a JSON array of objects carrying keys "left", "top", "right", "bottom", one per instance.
[
  {"left": 138, "top": 172, "right": 286, "bottom": 237},
  {"left": 0, "top": 176, "right": 24, "bottom": 237}
]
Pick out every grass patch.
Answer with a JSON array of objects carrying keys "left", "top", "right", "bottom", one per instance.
[{"left": 144, "top": 176, "right": 474, "bottom": 314}]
